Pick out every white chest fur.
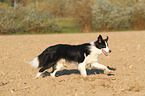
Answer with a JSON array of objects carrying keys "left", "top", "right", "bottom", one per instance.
[{"left": 83, "top": 45, "right": 101, "bottom": 64}]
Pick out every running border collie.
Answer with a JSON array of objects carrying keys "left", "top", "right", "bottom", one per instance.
[{"left": 28, "top": 35, "right": 112, "bottom": 77}]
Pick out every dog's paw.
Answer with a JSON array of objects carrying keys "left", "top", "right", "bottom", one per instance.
[
  {"left": 105, "top": 69, "right": 114, "bottom": 74},
  {"left": 35, "top": 72, "right": 42, "bottom": 77},
  {"left": 108, "top": 70, "right": 114, "bottom": 74},
  {"left": 50, "top": 73, "right": 55, "bottom": 77}
]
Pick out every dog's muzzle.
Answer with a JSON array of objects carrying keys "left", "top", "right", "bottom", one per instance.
[{"left": 102, "top": 49, "right": 111, "bottom": 56}]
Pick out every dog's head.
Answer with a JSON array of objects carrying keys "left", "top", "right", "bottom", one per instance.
[{"left": 94, "top": 35, "right": 111, "bottom": 56}]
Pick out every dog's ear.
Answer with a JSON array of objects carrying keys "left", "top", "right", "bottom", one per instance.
[
  {"left": 105, "top": 36, "right": 109, "bottom": 42},
  {"left": 98, "top": 35, "right": 103, "bottom": 43}
]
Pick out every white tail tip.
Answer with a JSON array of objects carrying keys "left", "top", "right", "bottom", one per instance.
[{"left": 28, "top": 57, "right": 39, "bottom": 68}]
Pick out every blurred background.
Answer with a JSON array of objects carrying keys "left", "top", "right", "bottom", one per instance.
[{"left": 0, "top": 0, "right": 144, "bottom": 34}]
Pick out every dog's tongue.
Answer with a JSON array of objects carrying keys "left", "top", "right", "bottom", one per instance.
[{"left": 102, "top": 49, "right": 108, "bottom": 56}]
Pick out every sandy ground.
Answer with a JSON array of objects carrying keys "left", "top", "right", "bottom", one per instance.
[{"left": 0, "top": 31, "right": 145, "bottom": 96}]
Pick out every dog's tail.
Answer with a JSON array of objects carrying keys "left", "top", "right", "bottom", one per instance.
[{"left": 27, "top": 57, "right": 39, "bottom": 68}]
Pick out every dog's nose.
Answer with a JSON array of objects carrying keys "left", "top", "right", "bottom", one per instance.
[{"left": 109, "top": 50, "right": 111, "bottom": 53}]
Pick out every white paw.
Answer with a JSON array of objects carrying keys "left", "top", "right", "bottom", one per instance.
[
  {"left": 33, "top": 72, "right": 42, "bottom": 79},
  {"left": 50, "top": 73, "right": 55, "bottom": 77},
  {"left": 105, "top": 70, "right": 114, "bottom": 74},
  {"left": 80, "top": 73, "right": 87, "bottom": 77},
  {"left": 35, "top": 72, "right": 42, "bottom": 77},
  {"left": 82, "top": 75, "right": 87, "bottom": 77}
]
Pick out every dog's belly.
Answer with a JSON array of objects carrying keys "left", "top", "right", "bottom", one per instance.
[
  {"left": 83, "top": 53, "right": 99, "bottom": 65},
  {"left": 56, "top": 59, "right": 78, "bottom": 67},
  {"left": 56, "top": 54, "right": 99, "bottom": 68}
]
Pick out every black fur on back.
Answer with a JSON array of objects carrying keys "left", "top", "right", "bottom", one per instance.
[{"left": 38, "top": 43, "right": 91, "bottom": 72}]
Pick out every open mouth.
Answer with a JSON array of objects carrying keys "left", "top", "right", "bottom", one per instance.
[{"left": 102, "top": 49, "right": 108, "bottom": 56}]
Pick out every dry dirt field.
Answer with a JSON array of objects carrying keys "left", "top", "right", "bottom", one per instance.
[{"left": 0, "top": 31, "right": 145, "bottom": 96}]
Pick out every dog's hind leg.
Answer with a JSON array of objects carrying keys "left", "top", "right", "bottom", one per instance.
[
  {"left": 50, "top": 59, "right": 65, "bottom": 77},
  {"left": 35, "top": 65, "right": 48, "bottom": 78},
  {"left": 50, "top": 64, "right": 63, "bottom": 77},
  {"left": 35, "top": 62, "right": 56, "bottom": 78},
  {"left": 91, "top": 62, "right": 113, "bottom": 74}
]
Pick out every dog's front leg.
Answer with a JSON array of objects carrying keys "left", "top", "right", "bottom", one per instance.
[
  {"left": 91, "top": 62, "right": 113, "bottom": 74},
  {"left": 78, "top": 63, "right": 87, "bottom": 77}
]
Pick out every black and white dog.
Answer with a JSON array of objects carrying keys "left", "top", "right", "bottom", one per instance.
[{"left": 28, "top": 35, "right": 113, "bottom": 77}]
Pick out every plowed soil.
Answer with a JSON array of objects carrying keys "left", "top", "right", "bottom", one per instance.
[{"left": 0, "top": 31, "right": 145, "bottom": 96}]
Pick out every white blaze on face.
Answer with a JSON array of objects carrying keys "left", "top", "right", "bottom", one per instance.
[
  {"left": 104, "top": 41, "right": 110, "bottom": 52},
  {"left": 102, "top": 41, "right": 110, "bottom": 56}
]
